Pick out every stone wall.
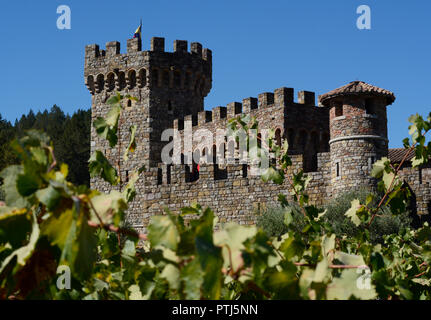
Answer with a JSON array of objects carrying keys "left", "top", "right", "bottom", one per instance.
[
  {"left": 127, "top": 153, "right": 331, "bottom": 233},
  {"left": 85, "top": 37, "right": 430, "bottom": 232},
  {"left": 399, "top": 165, "right": 431, "bottom": 217}
]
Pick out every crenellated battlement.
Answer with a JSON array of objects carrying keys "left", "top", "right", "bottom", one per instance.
[
  {"left": 170, "top": 86, "right": 323, "bottom": 131},
  {"left": 85, "top": 37, "right": 212, "bottom": 62},
  {"left": 84, "top": 37, "right": 212, "bottom": 97}
]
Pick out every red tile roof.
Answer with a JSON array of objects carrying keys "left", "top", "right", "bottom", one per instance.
[
  {"left": 388, "top": 148, "right": 415, "bottom": 163},
  {"left": 319, "top": 81, "right": 396, "bottom": 107}
]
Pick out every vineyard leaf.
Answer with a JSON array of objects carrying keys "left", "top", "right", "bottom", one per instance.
[
  {"left": 128, "top": 284, "right": 144, "bottom": 300},
  {"left": 123, "top": 125, "right": 137, "bottom": 161},
  {"left": 327, "top": 269, "right": 376, "bottom": 300},
  {"left": 0, "top": 208, "right": 31, "bottom": 249},
  {"left": 36, "top": 185, "right": 62, "bottom": 211},
  {"left": 41, "top": 208, "right": 74, "bottom": 249},
  {"left": 89, "top": 151, "right": 118, "bottom": 185},
  {"left": 0, "top": 165, "right": 28, "bottom": 208},
  {"left": 214, "top": 223, "right": 257, "bottom": 272},
  {"left": 16, "top": 173, "right": 40, "bottom": 197},
  {"left": 73, "top": 214, "right": 98, "bottom": 281},
  {"left": 180, "top": 258, "right": 204, "bottom": 300},
  {"left": 93, "top": 105, "right": 121, "bottom": 148},
  {"left": 89, "top": 191, "right": 127, "bottom": 226},
  {"left": 0, "top": 212, "right": 40, "bottom": 274},
  {"left": 345, "top": 199, "right": 361, "bottom": 227},
  {"left": 148, "top": 216, "right": 179, "bottom": 251},
  {"left": 122, "top": 166, "right": 145, "bottom": 203},
  {"left": 160, "top": 264, "right": 180, "bottom": 290}
]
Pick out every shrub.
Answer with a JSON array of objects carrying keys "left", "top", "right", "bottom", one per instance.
[
  {"left": 323, "top": 187, "right": 412, "bottom": 244},
  {"left": 256, "top": 203, "right": 306, "bottom": 238},
  {"left": 256, "top": 188, "right": 412, "bottom": 244},
  {"left": 0, "top": 184, "right": 4, "bottom": 202}
]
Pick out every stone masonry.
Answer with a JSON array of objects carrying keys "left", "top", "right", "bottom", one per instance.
[{"left": 84, "top": 37, "right": 431, "bottom": 232}]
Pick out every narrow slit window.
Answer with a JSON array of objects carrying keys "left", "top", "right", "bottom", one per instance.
[
  {"left": 365, "top": 99, "right": 376, "bottom": 115},
  {"left": 334, "top": 102, "right": 343, "bottom": 117}
]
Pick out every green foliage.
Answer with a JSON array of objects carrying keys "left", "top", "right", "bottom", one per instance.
[
  {"left": 1, "top": 107, "right": 91, "bottom": 187},
  {"left": 324, "top": 188, "right": 412, "bottom": 244},
  {"left": 256, "top": 204, "right": 306, "bottom": 238},
  {"left": 0, "top": 108, "right": 429, "bottom": 300}
]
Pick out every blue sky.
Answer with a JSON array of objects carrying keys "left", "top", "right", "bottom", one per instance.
[{"left": 0, "top": 0, "right": 430, "bottom": 147}]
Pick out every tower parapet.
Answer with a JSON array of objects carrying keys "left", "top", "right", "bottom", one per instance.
[
  {"left": 84, "top": 37, "right": 212, "bottom": 100},
  {"left": 85, "top": 37, "right": 212, "bottom": 170},
  {"left": 319, "top": 80, "right": 396, "bottom": 195}
]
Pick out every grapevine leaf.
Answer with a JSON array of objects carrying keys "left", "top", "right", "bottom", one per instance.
[
  {"left": 123, "top": 125, "right": 137, "bottom": 162},
  {"left": 0, "top": 165, "right": 29, "bottom": 208},
  {"left": 180, "top": 258, "right": 204, "bottom": 300},
  {"left": 89, "top": 191, "right": 127, "bottom": 226},
  {"left": 345, "top": 199, "right": 362, "bottom": 227},
  {"left": 326, "top": 269, "right": 376, "bottom": 300},
  {"left": 160, "top": 264, "right": 180, "bottom": 290},
  {"left": 41, "top": 208, "right": 74, "bottom": 249},
  {"left": 148, "top": 215, "right": 179, "bottom": 251},
  {"left": 89, "top": 151, "right": 119, "bottom": 185},
  {"left": 0, "top": 208, "right": 31, "bottom": 249},
  {"left": 0, "top": 211, "right": 40, "bottom": 274},
  {"left": 36, "top": 185, "right": 62, "bottom": 211}
]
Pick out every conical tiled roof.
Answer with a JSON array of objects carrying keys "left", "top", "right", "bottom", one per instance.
[{"left": 319, "top": 81, "right": 396, "bottom": 107}]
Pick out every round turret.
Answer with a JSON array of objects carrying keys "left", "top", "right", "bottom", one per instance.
[{"left": 319, "top": 81, "right": 395, "bottom": 195}]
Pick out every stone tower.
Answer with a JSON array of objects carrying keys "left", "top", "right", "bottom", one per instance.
[
  {"left": 319, "top": 81, "right": 396, "bottom": 196},
  {"left": 84, "top": 37, "right": 212, "bottom": 190}
]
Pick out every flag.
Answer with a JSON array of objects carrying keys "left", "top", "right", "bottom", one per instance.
[{"left": 133, "top": 20, "right": 142, "bottom": 39}]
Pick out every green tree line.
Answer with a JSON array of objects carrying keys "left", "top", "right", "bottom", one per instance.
[{"left": 0, "top": 106, "right": 91, "bottom": 188}]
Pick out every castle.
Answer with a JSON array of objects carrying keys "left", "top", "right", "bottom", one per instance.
[{"left": 84, "top": 37, "right": 430, "bottom": 232}]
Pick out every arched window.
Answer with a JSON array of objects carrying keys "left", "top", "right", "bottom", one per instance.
[
  {"left": 96, "top": 74, "right": 104, "bottom": 93},
  {"left": 275, "top": 128, "right": 282, "bottom": 147},
  {"left": 334, "top": 101, "right": 343, "bottom": 117},
  {"left": 127, "top": 70, "right": 136, "bottom": 89},
  {"left": 365, "top": 99, "right": 376, "bottom": 115},
  {"left": 106, "top": 73, "right": 115, "bottom": 91},
  {"left": 117, "top": 72, "right": 126, "bottom": 91},
  {"left": 86, "top": 75, "right": 95, "bottom": 94},
  {"left": 138, "top": 69, "right": 147, "bottom": 87}
]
